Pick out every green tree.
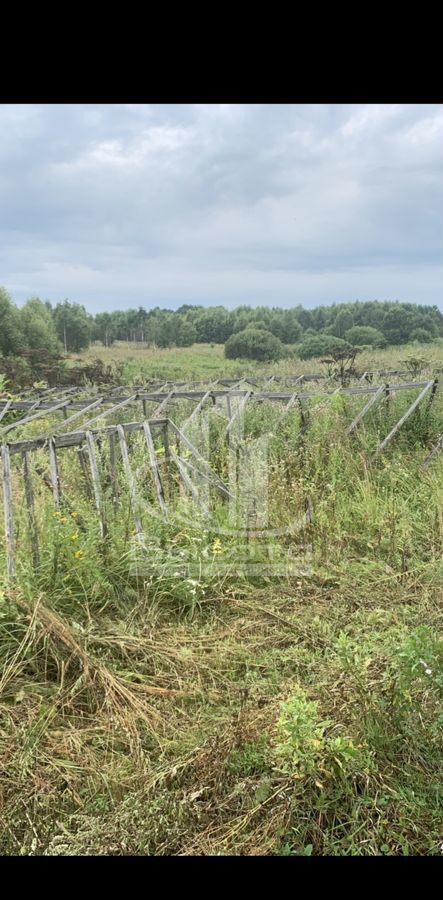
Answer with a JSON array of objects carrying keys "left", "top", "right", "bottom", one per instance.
[
  {"left": 53, "top": 300, "right": 92, "bottom": 352},
  {"left": 20, "top": 297, "right": 60, "bottom": 353},
  {"left": 0, "top": 287, "right": 27, "bottom": 356},
  {"left": 330, "top": 309, "right": 354, "bottom": 338}
]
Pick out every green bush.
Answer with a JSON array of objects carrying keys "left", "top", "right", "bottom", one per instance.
[
  {"left": 297, "top": 334, "right": 350, "bottom": 361},
  {"left": 344, "top": 325, "right": 387, "bottom": 348},
  {"left": 224, "top": 328, "right": 286, "bottom": 362},
  {"left": 409, "top": 327, "right": 434, "bottom": 344}
]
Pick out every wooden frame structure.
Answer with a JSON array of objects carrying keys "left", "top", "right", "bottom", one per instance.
[{"left": 1, "top": 376, "right": 441, "bottom": 579}]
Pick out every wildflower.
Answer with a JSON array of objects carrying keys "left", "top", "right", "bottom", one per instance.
[
  {"left": 212, "top": 537, "right": 223, "bottom": 555},
  {"left": 71, "top": 511, "right": 78, "bottom": 518},
  {"left": 71, "top": 532, "right": 79, "bottom": 541},
  {"left": 74, "top": 550, "right": 83, "bottom": 559}
]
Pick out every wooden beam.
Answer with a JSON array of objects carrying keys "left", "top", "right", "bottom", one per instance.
[
  {"left": 142, "top": 421, "right": 168, "bottom": 517},
  {"left": 1, "top": 443, "right": 15, "bottom": 577},
  {"left": 48, "top": 438, "right": 61, "bottom": 508},
  {"left": 80, "top": 393, "right": 138, "bottom": 430},
  {"left": 169, "top": 448, "right": 209, "bottom": 515},
  {"left": 1, "top": 398, "right": 70, "bottom": 437},
  {"left": 168, "top": 420, "right": 234, "bottom": 500},
  {"left": 347, "top": 383, "right": 387, "bottom": 434},
  {"left": 116, "top": 425, "right": 144, "bottom": 536},
  {"left": 85, "top": 431, "right": 107, "bottom": 539},
  {"left": 22, "top": 450, "right": 40, "bottom": 569},
  {"left": 377, "top": 380, "right": 437, "bottom": 453}
]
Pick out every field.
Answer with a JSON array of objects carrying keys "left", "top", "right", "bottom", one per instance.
[{"left": 1, "top": 341, "right": 443, "bottom": 856}]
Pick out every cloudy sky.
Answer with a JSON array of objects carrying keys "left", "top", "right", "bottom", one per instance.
[{"left": 1, "top": 103, "right": 442, "bottom": 312}]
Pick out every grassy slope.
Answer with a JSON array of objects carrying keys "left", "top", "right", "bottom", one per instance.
[{"left": 1, "top": 341, "right": 443, "bottom": 856}]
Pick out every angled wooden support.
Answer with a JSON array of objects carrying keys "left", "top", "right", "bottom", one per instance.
[
  {"left": 347, "top": 383, "right": 387, "bottom": 434},
  {"left": 80, "top": 394, "right": 138, "bottom": 430},
  {"left": 116, "top": 424, "right": 144, "bottom": 537},
  {"left": 48, "top": 438, "right": 61, "bottom": 508},
  {"left": 0, "top": 400, "right": 12, "bottom": 424},
  {"left": 1, "top": 398, "right": 70, "bottom": 437},
  {"left": 225, "top": 390, "right": 253, "bottom": 437},
  {"left": 181, "top": 390, "right": 213, "bottom": 432},
  {"left": 142, "top": 421, "right": 168, "bottom": 518},
  {"left": 22, "top": 450, "right": 40, "bottom": 569},
  {"left": 376, "top": 380, "right": 437, "bottom": 453},
  {"left": 274, "top": 392, "right": 299, "bottom": 429},
  {"left": 85, "top": 431, "right": 107, "bottom": 539},
  {"left": 1, "top": 443, "right": 15, "bottom": 578},
  {"left": 422, "top": 434, "right": 443, "bottom": 469},
  {"left": 169, "top": 448, "right": 210, "bottom": 515},
  {"left": 52, "top": 397, "right": 105, "bottom": 435},
  {"left": 152, "top": 390, "right": 175, "bottom": 418},
  {"left": 168, "top": 420, "right": 234, "bottom": 501},
  {"left": 108, "top": 431, "right": 119, "bottom": 508}
]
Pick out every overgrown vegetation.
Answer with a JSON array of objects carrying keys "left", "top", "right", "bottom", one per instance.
[{"left": 0, "top": 341, "right": 442, "bottom": 855}]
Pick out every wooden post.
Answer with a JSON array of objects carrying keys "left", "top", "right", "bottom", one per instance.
[
  {"left": 22, "top": 450, "right": 40, "bottom": 569},
  {"left": 347, "top": 383, "right": 387, "bottom": 434},
  {"left": 108, "top": 431, "right": 118, "bottom": 509},
  {"left": 48, "top": 438, "right": 61, "bottom": 509},
  {"left": 142, "top": 421, "right": 168, "bottom": 517},
  {"left": 1, "top": 444, "right": 15, "bottom": 578},
  {"left": 116, "top": 425, "right": 144, "bottom": 537},
  {"left": 85, "top": 431, "right": 107, "bottom": 539},
  {"left": 377, "top": 380, "right": 436, "bottom": 453}
]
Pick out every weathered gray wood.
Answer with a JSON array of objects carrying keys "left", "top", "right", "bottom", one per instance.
[
  {"left": 377, "top": 380, "right": 436, "bottom": 453},
  {"left": 52, "top": 397, "right": 105, "bottom": 435},
  {"left": 0, "top": 400, "right": 12, "bottom": 423},
  {"left": 22, "top": 450, "right": 40, "bottom": 568},
  {"left": 108, "top": 431, "right": 118, "bottom": 508},
  {"left": 225, "top": 390, "right": 253, "bottom": 437},
  {"left": 169, "top": 448, "right": 209, "bottom": 515},
  {"left": 116, "top": 425, "right": 144, "bottom": 536},
  {"left": 80, "top": 394, "right": 138, "bottom": 430},
  {"left": 0, "top": 398, "right": 69, "bottom": 437},
  {"left": 151, "top": 390, "right": 175, "bottom": 418},
  {"left": 6, "top": 418, "right": 168, "bottom": 456},
  {"left": 1, "top": 443, "right": 15, "bottom": 577},
  {"left": 168, "top": 420, "right": 234, "bottom": 500},
  {"left": 181, "top": 390, "right": 213, "bottom": 431},
  {"left": 85, "top": 431, "right": 107, "bottom": 539},
  {"left": 142, "top": 422, "right": 167, "bottom": 517},
  {"left": 48, "top": 438, "right": 61, "bottom": 508},
  {"left": 274, "top": 392, "right": 299, "bottom": 428},
  {"left": 0, "top": 379, "right": 436, "bottom": 416},
  {"left": 347, "top": 383, "right": 387, "bottom": 434},
  {"left": 422, "top": 435, "right": 443, "bottom": 469}
]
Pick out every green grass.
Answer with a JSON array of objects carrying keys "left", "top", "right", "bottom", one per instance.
[{"left": 0, "top": 340, "right": 443, "bottom": 855}]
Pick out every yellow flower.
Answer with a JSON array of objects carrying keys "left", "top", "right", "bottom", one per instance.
[
  {"left": 71, "top": 511, "right": 78, "bottom": 518},
  {"left": 74, "top": 550, "right": 83, "bottom": 559},
  {"left": 60, "top": 517, "right": 68, "bottom": 524},
  {"left": 212, "top": 537, "right": 223, "bottom": 555},
  {"left": 71, "top": 532, "right": 79, "bottom": 541}
]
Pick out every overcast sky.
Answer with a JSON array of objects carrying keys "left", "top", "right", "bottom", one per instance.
[{"left": 1, "top": 103, "right": 441, "bottom": 313}]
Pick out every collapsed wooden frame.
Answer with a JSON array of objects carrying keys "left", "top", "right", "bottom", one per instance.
[{"left": 1, "top": 377, "right": 441, "bottom": 579}]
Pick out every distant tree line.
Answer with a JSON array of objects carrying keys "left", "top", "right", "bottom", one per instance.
[{"left": 1, "top": 288, "right": 442, "bottom": 361}]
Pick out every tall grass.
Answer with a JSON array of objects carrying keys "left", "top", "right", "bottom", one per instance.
[{"left": 0, "top": 342, "right": 442, "bottom": 855}]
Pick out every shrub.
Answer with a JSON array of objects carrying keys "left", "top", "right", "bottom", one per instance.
[
  {"left": 409, "top": 327, "right": 434, "bottom": 344},
  {"left": 344, "top": 325, "right": 386, "bottom": 348},
  {"left": 224, "top": 328, "right": 286, "bottom": 362},
  {"left": 297, "top": 334, "right": 350, "bottom": 361}
]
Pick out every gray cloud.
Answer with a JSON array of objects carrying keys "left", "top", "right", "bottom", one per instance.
[{"left": 0, "top": 103, "right": 441, "bottom": 311}]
